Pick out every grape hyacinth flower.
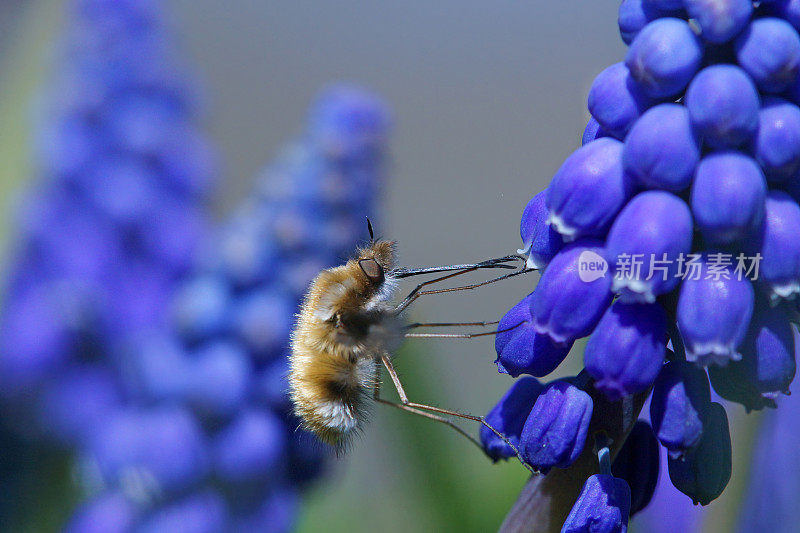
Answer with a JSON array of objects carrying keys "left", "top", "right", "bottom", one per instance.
[
  {"left": 546, "top": 138, "right": 631, "bottom": 241},
  {"left": 611, "top": 421, "right": 659, "bottom": 517},
  {"left": 488, "top": 4, "right": 800, "bottom": 529},
  {"left": 561, "top": 474, "right": 631, "bottom": 533},
  {"left": 494, "top": 293, "right": 573, "bottom": 378},
  {"left": 0, "top": 0, "right": 215, "bottom": 447},
  {"left": 518, "top": 189, "right": 565, "bottom": 270},
  {"left": 70, "top": 85, "right": 390, "bottom": 530},
  {"left": 676, "top": 255, "right": 755, "bottom": 366},
  {"left": 480, "top": 377, "right": 544, "bottom": 461}
]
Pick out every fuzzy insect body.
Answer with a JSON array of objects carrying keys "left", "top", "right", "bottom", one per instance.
[{"left": 289, "top": 240, "right": 403, "bottom": 446}]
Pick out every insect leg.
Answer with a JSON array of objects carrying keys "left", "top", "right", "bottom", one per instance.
[
  {"left": 379, "top": 355, "right": 535, "bottom": 474},
  {"left": 391, "top": 255, "right": 524, "bottom": 279},
  {"left": 404, "top": 319, "right": 526, "bottom": 339},
  {"left": 394, "top": 267, "right": 535, "bottom": 314},
  {"left": 405, "top": 320, "right": 500, "bottom": 328}
]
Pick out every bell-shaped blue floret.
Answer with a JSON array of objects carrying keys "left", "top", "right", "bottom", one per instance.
[
  {"left": 519, "top": 190, "right": 565, "bottom": 270},
  {"left": 584, "top": 301, "right": 667, "bottom": 400},
  {"left": 530, "top": 241, "right": 614, "bottom": 345},
  {"left": 546, "top": 138, "right": 632, "bottom": 241},
  {"left": 606, "top": 191, "right": 693, "bottom": 303},
  {"left": 588, "top": 62, "right": 653, "bottom": 138},
  {"left": 751, "top": 98, "right": 800, "bottom": 183},
  {"left": 480, "top": 377, "right": 544, "bottom": 461},
  {"left": 520, "top": 380, "right": 593, "bottom": 473},
  {"left": 684, "top": 0, "right": 752, "bottom": 44},
  {"left": 650, "top": 360, "right": 712, "bottom": 458},
  {"left": 495, "top": 293, "right": 573, "bottom": 377},
  {"left": 667, "top": 402, "right": 732, "bottom": 505},
  {"left": 677, "top": 255, "right": 755, "bottom": 366},
  {"left": 562, "top": 474, "right": 632, "bottom": 533},
  {"left": 735, "top": 18, "right": 800, "bottom": 94}
]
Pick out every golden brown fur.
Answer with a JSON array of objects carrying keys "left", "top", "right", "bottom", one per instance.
[{"left": 289, "top": 240, "right": 403, "bottom": 446}]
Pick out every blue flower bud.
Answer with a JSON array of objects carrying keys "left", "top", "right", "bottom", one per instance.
[
  {"left": 644, "top": 0, "right": 684, "bottom": 10},
  {"left": 87, "top": 407, "right": 208, "bottom": 493},
  {"left": 683, "top": 0, "right": 752, "bottom": 43},
  {"left": 520, "top": 380, "right": 593, "bottom": 473},
  {"left": 588, "top": 62, "right": 653, "bottom": 138},
  {"left": 618, "top": 0, "right": 672, "bottom": 45},
  {"left": 677, "top": 256, "right": 755, "bottom": 365},
  {"left": 709, "top": 299, "right": 796, "bottom": 410},
  {"left": 481, "top": 377, "right": 544, "bottom": 461},
  {"left": 37, "top": 364, "right": 121, "bottom": 447},
  {"left": 745, "top": 191, "right": 800, "bottom": 299},
  {"left": 65, "top": 493, "right": 137, "bottom": 533},
  {"left": 667, "top": 402, "right": 732, "bottom": 505},
  {"left": 172, "top": 275, "right": 232, "bottom": 342},
  {"left": 585, "top": 301, "right": 667, "bottom": 400},
  {"left": 495, "top": 293, "right": 573, "bottom": 377},
  {"left": 606, "top": 191, "right": 694, "bottom": 303},
  {"left": 213, "top": 409, "right": 286, "bottom": 482},
  {"left": 562, "top": 474, "right": 631, "bottom": 533},
  {"left": 691, "top": 153, "right": 766, "bottom": 246},
  {"left": 546, "top": 138, "right": 632, "bottom": 241},
  {"left": 519, "top": 190, "right": 565, "bottom": 270},
  {"left": 650, "top": 360, "right": 712, "bottom": 457},
  {"left": 582, "top": 117, "right": 610, "bottom": 145},
  {"left": 685, "top": 66, "right": 760, "bottom": 149},
  {"left": 187, "top": 341, "right": 252, "bottom": 417},
  {"left": 612, "top": 421, "right": 660, "bottom": 516},
  {"left": 735, "top": 18, "right": 800, "bottom": 94},
  {"left": 626, "top": 18, "right": 702, "bottom": 98},
  {"left": 623, "top": 104, "right": 700, "bottom": 191},
  {"left": 761, "top": 0, "right": 800, "bottom": 32},
  {"left": 138, "top": 491, "right": 227, "bottom": 533},
  {"left": 752, "top": 98, "right": 800, "bottom": 183},
  {"left": 530, "top": 242, "right": 614, "bottom": 344},
  {"left": 231, "top": 289, "right": 294, "bottom": 359}
]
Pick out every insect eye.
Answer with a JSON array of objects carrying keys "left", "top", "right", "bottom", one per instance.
[{"left": 358, "top": 258, "right": 384, "bottom": 283}]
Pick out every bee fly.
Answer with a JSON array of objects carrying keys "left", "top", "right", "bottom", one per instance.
[{"left": 289, "top": 219, "right": 535, "bottom": 471}]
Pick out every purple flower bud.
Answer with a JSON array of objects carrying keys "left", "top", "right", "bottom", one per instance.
[
  {"left": 709, "top": 300, "right": 797, "bottom": 410},
  {"left": 588, "top": 62, "right": 653, "bottom": 138},
  {"left": 65, "top": 493, "right": 137, "bottom": 533},
  {"left": 37, "top": 364, "right": 121, "bottom": 446},
  {"left": 519, "top": 190, "right": 565, "bottom": 270},
  {"left": 762, "top": 0, "right": 800, "bottom": 32},
  {"left": 752, "top": 98, "right": 800, "bottom": 183},
  {"left": 606, "top": 191, "right": 694, "bottom": 303},
  {"left": 582, "top": 117, "right": 610, "bottom": 145},
  {"left": 677, "top": 256, "right": 755, "bottom": 365},
  {"left": 187, "top": 341, "right": 252, "bottom": 417},
  {"left": 213, "top": 409, "right": 286, "bottom": 482},
  {"left": 562, "top": 474, "right": 632, "bottom": 533},
  {"left": 584, "top": 302, "right": 667, "bottom": 400},
  {"left": 650, "top": 360, "right": 712, "bottom": 458},
  {"left": 530, "top": 242, "right": 614, "bottom": 344},
  {"left": 626, "top": 18, "right": 702, "bottom": 98},
  {"left": 546, "top": 138, "right": 631, "bottom": 241},
  {"left": 480, "top": 377, "right": 544, "bottom": 461},
  {"left": 691, "top": 153, "right": 766, "bottom": 246},
  {"left": 612, "top": 421, "right": 660, "bottom": 516},
  {"left": 172, "top": 275, "right": 232, "bottom": 342},
  {"left": 88, "top": 407, "right": 208, "bottom": 493},
  {"left": 745, "top": 191, "right": 800, "bottom": 299},
  {"left": 667, "top": 402, "right": 732, "bottom": 505},
  {"left": 683, "top": 0, "right": 752, "bottom": 43},
  {"left": 618, "top": 0, "right": 669, "bottom": 45},
  {"left": 644, "top": 0, "right": 684, "bottom": 10},
  {"left": 495, "top": 293, "right": 573, "bottom": 377},
  {"left": 685, "top": 66, "right": 760, "bottom": 149},
  {"left": 520, "top": 380, "right": 593, "bottom": 473},
  {"left": 623, "top": 104, "right": 700, "bottom": 191},
  {"left": 735, "top": 18, "right": 800, "bottom": 94},
  {"left": 231, "top": 289, "right": 294, "bottom": 359},
  {"left": 138, "top": 491, "right": 227, "bottom": 533}
]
